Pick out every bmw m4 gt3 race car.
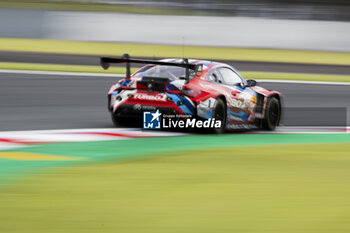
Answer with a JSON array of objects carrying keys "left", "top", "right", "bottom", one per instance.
[{"left": 101, "top": 54, "right": 282, "bottom": 133}]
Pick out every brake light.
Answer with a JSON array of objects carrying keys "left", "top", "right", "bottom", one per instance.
[
  {"left": 167, "top": 90, "right": 182, "bottom": 94},
  {"left": 119, "top": 86, "right": 135, "bottom": 90},
  {"left": 182, "top": 89, "right": 201, "bottom": 97}
]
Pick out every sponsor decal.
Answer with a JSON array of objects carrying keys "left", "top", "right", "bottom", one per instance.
[
  {"left": 134, "top": 104, "right": 142, "bottom": 110},
  {"left": 197, "top": 97, "right": 216, "bottom": 119},
  {"left": 227, "top": 93, "right": 256, "bottom": 116},
  {"left": 252, "top": 96, "right": 257, "bottom": 103},
  {"left": 199, "top": 83, "right": 216, "bottom": 90},
  {"left": 227, "top": 98, "right": 245, "bottom": 108},
  {"left": 134, "top": 93, "right": 167, "bottom": 102},
  {"left": 134, "top": 104, "right": 157, "bottom": 111}
]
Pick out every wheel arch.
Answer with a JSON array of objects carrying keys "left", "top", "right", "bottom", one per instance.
[
  {"left": 265, "top": 93, "right": 282, "bottom": 127},
  {"left": 269, "top": 93, "right": 281, "bottom": 105},
  {"left": 266, "top": 91, "right": 282, "bottom": 103},
  {"left": 265, "top": 91, "right": 283, "bottom": 116},
  {"left": 267, "top": 93, "right": 282, "bottom": 113}
]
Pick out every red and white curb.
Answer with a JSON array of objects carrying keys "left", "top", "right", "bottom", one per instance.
[
  {"left": 0, "top": 128, "right": 187, "bottom": 150},
  {"left": 0, "top": 127, "right": 348, "bottom": 151}
]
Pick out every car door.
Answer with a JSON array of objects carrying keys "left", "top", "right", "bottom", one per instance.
[{"left": 217, "top": 67, "right": 257, "bottom": 122}]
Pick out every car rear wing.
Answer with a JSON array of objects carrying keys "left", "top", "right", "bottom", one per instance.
[{"left": 100, "top": 53, "right": 203, "bottom": 83}]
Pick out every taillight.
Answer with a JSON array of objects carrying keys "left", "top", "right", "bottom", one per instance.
[
  {"left": 182, "top": 89, "right": 201, "bottom": 98},
  {"left": 120, "top": 86, "right": 135, "bottom": 90},
  {"left": 167, "top": 90, "right": 182, "bottom": 94}
]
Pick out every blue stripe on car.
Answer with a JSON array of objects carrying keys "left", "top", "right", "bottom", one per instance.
[{"left": 167, "top": 93, "right": 194, "bottom": 115}]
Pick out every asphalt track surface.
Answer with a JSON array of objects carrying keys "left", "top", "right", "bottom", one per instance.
[
  {"left": 1, "top": 51, "right": 350, "bottom": 75},
  {"left": 0, "top": 71, "right": 349, "bottom": 131}
]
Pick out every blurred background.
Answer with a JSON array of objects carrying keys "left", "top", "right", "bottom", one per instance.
[
  {"left": 0, "top": 0, "right": 349, "bottom": 51},
  {"left": 1, "top": 0, "right": 350, "bottom": 20},
  {"left": 0, "top": 0, "right": 349, "bottom": 130},
  {"left": 1, "top": 2, "right": 350, "bottom": 233}
]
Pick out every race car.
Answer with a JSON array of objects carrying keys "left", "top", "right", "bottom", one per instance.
[{"left": 101, "top": 54, "right": 282, "bottom": 133}]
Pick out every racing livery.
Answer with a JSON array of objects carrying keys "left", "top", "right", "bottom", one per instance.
[{"left": 101, "top": 54, "right": 282, "bottom": 133}]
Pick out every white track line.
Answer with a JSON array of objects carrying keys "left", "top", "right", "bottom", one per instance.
[
  {"left": 0, "top": 142, "right": 27, "bottom": 150},
  {"left": 0, "top": 69, "right": 123, "bottom": 77},
  {"left": 251, "top": 126, "right": 350, "bottom": 134},
  {"left": 258, "top": 79, "right": 350, "bottom": 85},
  {"left": 0, "top": 69, "right": 350, "bottom": 85}
]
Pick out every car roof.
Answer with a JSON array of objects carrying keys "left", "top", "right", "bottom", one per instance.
[
  {"left": 134, "top": 58, "right": 244, "bottom": 80},
  {"left": 157, "top": 58, "right": 243, "bottom": 78},
  {"left": 160, "top": 58, "right": 226, "bottom": 71}
]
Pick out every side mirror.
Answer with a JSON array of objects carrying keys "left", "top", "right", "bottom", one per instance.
[{"left": 245, "top": 79, "right": 257, "bottom": 87}]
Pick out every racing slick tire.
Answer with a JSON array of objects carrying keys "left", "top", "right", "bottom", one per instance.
[
  {"left": 212, "top": 98, "right": 227, "bottom": 134},
  {"left": 262, "top": 97, "right": 281, "bottom": 131},
  {"left": 111, "top": 114, "right": 126, "bottom": 127}
]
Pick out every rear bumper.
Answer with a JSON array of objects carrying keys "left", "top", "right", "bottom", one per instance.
[
  {"left": 114, "top": 104, "right": 182, "bottom": 119},
  {"left": 109, "top": 90, "right": 197, "bottom": 123}
]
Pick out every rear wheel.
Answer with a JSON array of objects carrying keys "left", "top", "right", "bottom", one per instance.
[
  {"left": 262, "top": 97, "right": 281, "bottom": 130},
  {"left": 212, "top": 98, "right": 227, "bottom": 134},
  {"left": 111, "top": 113, "right": 126, "bottom": 127}
]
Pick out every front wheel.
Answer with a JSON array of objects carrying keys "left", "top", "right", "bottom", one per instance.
[
  {"left": 261, "top": 97, "right": 281, "bottom": 130},
  {"left": 212, "top": 98, "right": 227, "bottom": 134}
]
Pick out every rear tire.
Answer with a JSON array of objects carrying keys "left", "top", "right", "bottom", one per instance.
[
  {"left": 212, "top": 98, "right": 227, "bottom": 134},
  {"left": 111, "top": 113, "right": 125, "bottom": 127},
  {"left": 262, "top": 97, "right": 281, "bottom": 130}
]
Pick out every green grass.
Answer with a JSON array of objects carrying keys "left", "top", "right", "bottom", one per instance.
[
  {"left": 1, "top": 38, "right": 350, "bottom": 65},
  {"left": 1, "top": 142, "right": 350, "bottom": 232},
  {"left": 2, "top": 62, "right": 350, "bottom": 82}
]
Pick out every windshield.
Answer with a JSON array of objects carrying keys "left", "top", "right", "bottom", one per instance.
[{"left": 133, "top": 65, "right": 196, "bottom": 81}]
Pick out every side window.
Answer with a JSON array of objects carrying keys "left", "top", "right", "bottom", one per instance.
[
  {"left": 206, "top": 70, "right": 223, "bottom": 83},
  {"left": 218, "top": 68, "right": 242, "bottom": 85}
]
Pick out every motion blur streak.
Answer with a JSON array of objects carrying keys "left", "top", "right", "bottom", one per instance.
[
  {"left": 0, "top": 1, "right": 349, "bottom": 232},
  {"left": 1, "top": 71, "right": 349, "bottom": 131},
  {"left": 0, "top": 8, "right": 350, "bottom": 51},
  {"left": 1, "top": 143, "right": 350, "bottom": 232},
  {"left": 0, "top": 152, "right": 86, "bottom": 161}
]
